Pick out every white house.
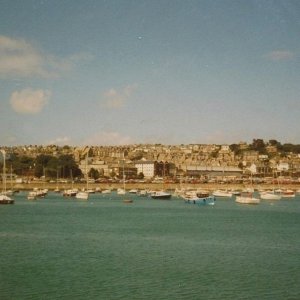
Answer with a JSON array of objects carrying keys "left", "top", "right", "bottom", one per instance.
[{"left": 135, "top": 160, "right": 155, "bottom": 178}]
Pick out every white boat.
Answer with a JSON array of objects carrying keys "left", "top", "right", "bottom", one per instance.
[
  {"left": 27, "top": 191, "right": 38, "bottom": 200},
  {"left": 0, "top": 194, "right": 14, "bottom": 204},
  {"left": 235, "top": 192, "right": 260, "bottom": 204},
  {"left": 75, "top": 191, "right": 89, "bottom": 200},
  {"left": 63, "top": 188, "right": 78, "bottom": 197},
  {"left": 102, "top": 189, "right": 111, "bottom": 194},
  {"left": 260, "top": 191, "right": 281, "bottom": 200},
  {"left": 151, "top": 191, "right": 172, "bottom": 199},
  {"left": 212, "top": 190, "right": 233, "bottom": 197},
  {"left": 117, "top": 188, "right": 126, "bottom": 195},
  {"left": 129, "top": 189, "right": 138, "bottom": 194},
  {"left": 76, "top": 154, "right": 89, "bottom": 200},
  {"left": 137, "top": 189, "right": 147, "bottom": 196},
  {"left": 118, "top": 158, "right": 127, "bottom": 196},
  {"left": 0, "top": 150, "right": 14, "bottom": 204}
]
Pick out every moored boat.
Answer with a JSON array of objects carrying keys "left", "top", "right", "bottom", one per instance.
[
  {"left": 0, "top": 194, "right": 14, "bottom": 204},
  {"left": 63, "top": 189, "right": 78, "bottom": 197},
  {"left": 281, "top": 189, "right": 295, "bottom": 198},
  {"left": 27, "top": 191, "right": 38, "bottom": 200},
  {"left": 182, "top": 191, "right": 215, "bottom": 206},
  {"left": 0, "top": 149, "right": 14, "bottom": 205},
  {"left": 151, "top": 191, "right": 172, "bottom": 199},
  {"left": 235, "top": 192, "right": 260, "bottom": 204},
  {"left": 75, "top": 191, "right": 89, "bottom": 200},
  {"left": 260, "top": 191, "right": 281, "bottom": 200},
  {"left": 212, "top": 190, "right": 233, "bottom": 197}
]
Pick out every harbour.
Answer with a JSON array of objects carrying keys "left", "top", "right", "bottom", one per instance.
[{"left": 1, "top": 191, "right": 300, "bottom": 299}]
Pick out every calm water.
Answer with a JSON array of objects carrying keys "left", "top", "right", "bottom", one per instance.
[{"left": 1, "top": 192, "right": 300, "bottom": 300}]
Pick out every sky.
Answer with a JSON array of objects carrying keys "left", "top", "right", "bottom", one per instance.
[{"left": 0, "top": 0, "right": 300, "bottom": 146}]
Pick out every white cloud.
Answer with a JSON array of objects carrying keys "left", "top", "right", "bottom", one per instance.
[
  {"left": 46, "top": 136, "right": 72, "bottom": 146},
  {"left": 10, "top": 88, "right": 50, "bottom": 114},
  {"left": 0, "top": 35, "right": 92, "bottom": 78},
  {"left": 83, "top": 131, "right": 134, "bottom": 145},
  {"left": 103, "top": 84, "right": 137, "bottom": 109},
  {"left": 265, "top": 50, "right": 295, "bottom": 61}
]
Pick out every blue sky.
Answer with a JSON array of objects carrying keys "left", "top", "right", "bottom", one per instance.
[{"left": 1, "top": 0, "right": 299, "bottom": 146}]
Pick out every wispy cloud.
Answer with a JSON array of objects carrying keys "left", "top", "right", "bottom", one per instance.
[
  {"left": 83, "top": 131, "right": 134, "bottom": 145},
  {"left": 102, "top": 84, "right": 138, "bottom": 109},
  {"left": 0, "top": 35, "right": 92, "bottom": 78},
  {"left": 265, "top": 50, "right": 295, "bottom": 61},
  {"left": 10, "top": 88, "right": 50, "bottom": 114}
]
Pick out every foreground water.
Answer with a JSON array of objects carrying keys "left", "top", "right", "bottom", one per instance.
[{"left": 1, "top": 192, "right": 300, "bottom": 300}]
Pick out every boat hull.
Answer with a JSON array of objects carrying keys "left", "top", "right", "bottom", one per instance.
[
  {"left": 184, "top": 196, "right": 215, "bottom": 206},
  {"left": 151, "top": 192, "right": 172, "bottom": 199},
  {"left": 235, "top": 196, "right": 260, "bottom": 204}
]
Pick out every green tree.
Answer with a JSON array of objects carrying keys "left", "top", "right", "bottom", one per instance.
[
  {"left": 58, "top": 154, "right": 82, "bottom": 178},
  {"left": 250, "top": 139, "right": 266, "bottom": 154},
  {"left": 89, "top": 168, "right": 100, "bottom": 180},
  {"left": 229, "top": 144, "right": 241, "bottom": 155},
  {"left": 137, "top": 172, "right": 144, "bottom": 179}
]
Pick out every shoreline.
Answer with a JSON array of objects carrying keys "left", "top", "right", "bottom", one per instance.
[{"left": 11, "top": 182, "right": 300, "bottom": 192}]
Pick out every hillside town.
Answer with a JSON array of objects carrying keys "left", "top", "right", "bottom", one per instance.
[{"left": 1, "top": 139, "right": 300, "bottom": 184}]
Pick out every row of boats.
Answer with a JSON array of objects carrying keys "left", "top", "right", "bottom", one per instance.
[
  {"left": 25, "top": 187, "right": 173, "bottom": 201},
  {"left": 178, "top": 188, "right": 298, "bottom": 205},
  {"left": 2, "top": 186, "right": 298, "bottom": 206}
]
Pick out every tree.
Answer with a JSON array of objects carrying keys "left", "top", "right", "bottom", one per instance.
[
  {"left": 137, "top": 172, "right": 144, "bottom": 180},
  {"left": 34, "top": 154, "right": 58, "bottom": 177},
  {"left": 229, "top": 144, "right": 241, "bottom": 155},
  {"left": 58, "top": 154, "right": 82, "bottom": 178},
  {"left": 89, "top": 168, "right": 100, "bottom": 180},
  {"left": 250, "top": 139, "right": 266, "bottom": 154}
]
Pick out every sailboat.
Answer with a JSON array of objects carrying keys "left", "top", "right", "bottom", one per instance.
[
  {"left": 118, "top": 158, "right": 133, "bottom": 203},
  {"left": 117, "top": 159, "right": 126, "bottom": 195},
  {"left": 0, "top": 149, "right": 14, "bottom": 204},
  {"left": 54, "top": 168, "right": 60, "bottom": 193},
  {"left": 235, "top": 171, "right": 260, "bottom": 204},
  {"left": 260, "top": 170, "right": 281, "bottom": 200},
  {"left": 151, "top": 162, "right": 172, "bottom": 200},
  {"left": 76, "top": 154, "right": 89, "bottom": 200}
]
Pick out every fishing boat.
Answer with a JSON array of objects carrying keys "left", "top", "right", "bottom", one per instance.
[
  {"left": 0, "top": 150, "right": 14, "bottom": 204},
  {"left": 235, "top": 192, "right": 260, "bottom": 204}
]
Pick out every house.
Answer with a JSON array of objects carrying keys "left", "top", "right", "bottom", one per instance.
[{"left": 135, "top": 160, "right": 155, "bottom": 179}]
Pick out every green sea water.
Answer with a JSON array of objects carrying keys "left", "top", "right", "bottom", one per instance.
[{"left": 1, "top": 192, "right": 300, "bottom": 300}]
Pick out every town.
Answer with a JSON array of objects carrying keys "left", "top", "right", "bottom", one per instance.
[{"left": 1, "top": 139, "right": 300, "bottom": 186}]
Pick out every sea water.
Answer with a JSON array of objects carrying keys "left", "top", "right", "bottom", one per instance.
[{"left": 0, "top": 192, "right": 300, "bottom": 299}]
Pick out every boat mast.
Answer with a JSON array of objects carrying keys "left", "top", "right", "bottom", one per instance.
[
  {"left": 86, "top": 153, "right": 88, "bottom": 191},
  {"left": 1, "top": 150, "right": 6, "bottom": 194}
]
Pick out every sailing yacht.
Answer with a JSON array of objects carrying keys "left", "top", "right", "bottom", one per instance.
[
  {"left": 0, "top": 150, "right": 14, "bottom": 204},
  {"left": 117, "top": 159, "right": 126, "bottom": 195},
  {"left": 76, "top": 155, "right": 89, "bottom": 200}
]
